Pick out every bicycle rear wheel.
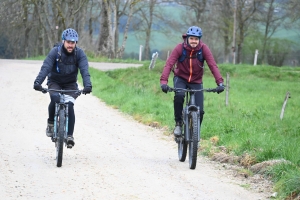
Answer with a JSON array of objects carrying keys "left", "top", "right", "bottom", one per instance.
[
  {"left": 56, "top": 108, "right": 65, "bottom": 167},
  {"left": 188, "top": 111, "right": 199, "bottom": 169}
]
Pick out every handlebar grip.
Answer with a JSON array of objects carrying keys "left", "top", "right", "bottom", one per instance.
[
  {"left": 168, "top": 87, "right": 174, "bottom": 92},
  {"left": 75, "top": 90, "right": 82, "bottom": 95},
  {"left": 206, "top": 88, "right": 217, "bottom": 93}
]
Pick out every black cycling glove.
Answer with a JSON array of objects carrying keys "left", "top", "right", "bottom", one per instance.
[
  {"left": 216, "top": 83, "right": 225, "bottom": 94},
  {"left": 83, "top": 86, "right": 92, "bottom": 95},
  {"left": 33, "top": 82, "right": 43, "bottom": 91},
  {"left": 160, "top": 84, "right": 169, "bottom": 93}
]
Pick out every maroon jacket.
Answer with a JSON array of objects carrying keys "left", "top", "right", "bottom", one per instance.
[{"left": 160, "top": 35, "right": 223, "bottom": 85}]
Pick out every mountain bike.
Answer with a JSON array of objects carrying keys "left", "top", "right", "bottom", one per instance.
[
  {"left": 168, "top": 87, "right": 218, "bottom": 169},
  {"left": 40, "top": 88, "right": 82, "bottom": 167}
]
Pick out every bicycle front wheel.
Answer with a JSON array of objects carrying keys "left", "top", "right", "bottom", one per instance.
[
  {"left": 188, "top": 111, "right": 199, "bottom": 169},
  {"left": 178, "top": 135, "right": 187, "bottom": 162},
  {"left": 56, "top": 109, "right": 65, "bottom": 167},
  {"left": 178, "top": 110, "right": 187, "bottom": 161}
]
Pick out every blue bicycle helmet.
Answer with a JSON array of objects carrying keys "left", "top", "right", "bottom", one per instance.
[
  {"left": 61, "top": 28, "right": 79, "bottom": 42},
  {"left": 186, "top": 26, "right": 202, "bottom": 38}
]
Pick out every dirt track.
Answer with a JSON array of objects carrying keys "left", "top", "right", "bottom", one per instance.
[{"left": 0, "top": 59, "right": 272, "bottom": 200}]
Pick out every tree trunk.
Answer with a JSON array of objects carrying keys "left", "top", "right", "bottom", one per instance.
[
  {"left": 22, "top": 0, "right": 30, "bottom": 58},
  {"left": 98, "top": 0, "right": 114, "bottom": 58},
  {"left": 116, "top": 0, "right": 137, "bottom": 59}
]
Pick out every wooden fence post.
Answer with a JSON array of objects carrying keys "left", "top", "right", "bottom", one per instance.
[
  {"left": 139, "top": 45, "right": 143, "bottom": 61},
  {"left": 149, "top": 52, "right": 158, "bottom": 70},
  {"left": 225, "top": 73, "right": 230, "bottom": 106},
  {"left": 254, "top": 49, "right": 259, "bottom": 66},
  {"left": 280, "top": 92, "right": 291, "bottom": 120}
]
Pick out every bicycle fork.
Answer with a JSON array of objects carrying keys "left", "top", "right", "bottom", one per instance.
[{"left": 184, "top": 106, "right": 201, "bottom": 143}]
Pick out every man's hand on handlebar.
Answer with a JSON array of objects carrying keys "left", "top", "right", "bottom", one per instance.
[
  {"left": 215, "top": 83, "right": 225, "bottom": 94},
  {"left": 82, "top": 86, "right": 92, "bottom": 95},
  {"left": 160, "top": 84, "right": 169, "bottom": 93},
  {"left": 33, "top": 82, "right": 43, "bottom": 91}
]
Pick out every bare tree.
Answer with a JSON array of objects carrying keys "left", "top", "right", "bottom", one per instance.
[
  {"left": 0, "top": 0, "right": 28, "bottom": 58},
  {"left": 133, "top": 0, "right": 178, "bottom": 60},
  {"left": 210, "top": 0, "right": 235, "bottom": 63},
  {"left": 133, "top": 0, "right": 157, "bottom": 60},
  {"left": 22, "top": 0, "right": 32, "bottom": 58},
  {"left": 235, "top": 0, "right": 262, "bottom": 64},
  {"left": 97, "top": 0, "right": 114, "bottom": 58},
  {"left": 0, "top": 0, "right": 297, "bottom": 64},
  {"left": 256, "top": 0, "right": 289, "bottom": 64},
  {"left": 97, "top": 0, "right": 140, "bottom": 58},
  {"left": 116, "top": 0, "right": 139, "bottom": 59}
]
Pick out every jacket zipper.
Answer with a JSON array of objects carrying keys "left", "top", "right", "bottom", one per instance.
[{"left": 188, "top": 49, "right": 194, "bottom": 82}]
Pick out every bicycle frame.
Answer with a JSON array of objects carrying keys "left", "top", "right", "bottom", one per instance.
[
  {"left": 42, "top": 88, "right": 82, "bottom": 143},
  {"left": 168, "top": 86, "right": 218, "bottom": 169},
  {"left": 170, "top": 87, "right": 216, "bottom": 139},
  {"left": 39, "top": 88, "right": 82, "bottom": 167}
]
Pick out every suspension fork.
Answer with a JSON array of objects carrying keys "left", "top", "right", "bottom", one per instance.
[
  {"left": 191, "top": 92, "right": 201, "bottom": 142},
  {"left": 196, "top": 106, "right": 201, "bottom": 142},
  {"left": 53, "top": 103, "right": 59, "bottom": 138},
  {"left": 183, "top": 106, "right": 189, "bottom": 141},
  {"left": 65, "top": 103, "right": 69, "bottom": 138},
  {"left": 186, "top": 92, "right": 201, "bottom": 142},
  {"left": 184, "top": 92, "right": 189, "bottom": 142},
  {"left": 59, "top": 93, "right": 69, "bottom": 139}
]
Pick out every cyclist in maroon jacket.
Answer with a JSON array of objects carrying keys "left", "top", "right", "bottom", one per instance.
[{"left": 160, "top": 26, "right": 225, "bottom": 137}]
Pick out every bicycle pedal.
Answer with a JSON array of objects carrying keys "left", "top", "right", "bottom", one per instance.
[{"left": 67, "top": 144, "right": 73, "bottom": 149}]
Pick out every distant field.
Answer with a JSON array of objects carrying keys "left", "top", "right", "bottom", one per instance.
[
  {"left": 118, "top": 5, "right": 299, "bottom": 56},
  {"left": 119, "top": 5, "right": 185, "bottom": 56},
  {"left": 273, "top": 28, "right": 299, "bottom": 42},
  {"left": 119, "top": 31, "right": 181, "bottom": 55}
]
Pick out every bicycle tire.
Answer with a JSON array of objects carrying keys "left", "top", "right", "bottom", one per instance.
[
  {"left": 178, "top": 136, "right": 187, "bottom": 162},
  {"left": 178, "top": 110, "right": 187, "bottom": 161},
  {"left": 188, "top": 111, "right": 199, "bottom": 169},
  {"left": 56, "top": 108, "right": 65, "bottom": 167}
]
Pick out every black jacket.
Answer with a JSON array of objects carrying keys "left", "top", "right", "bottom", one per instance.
[{"left": 34, "top": 45, "right": 92, "bottom": 88}]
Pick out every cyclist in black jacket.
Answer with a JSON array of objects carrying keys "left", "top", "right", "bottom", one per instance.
[{"left": 33, "top": 28, "right": 92, "bottom": 147}]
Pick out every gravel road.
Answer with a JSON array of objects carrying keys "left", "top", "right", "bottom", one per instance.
[{"left": 0, "top": 59, "right": 271, "bottom": 200}]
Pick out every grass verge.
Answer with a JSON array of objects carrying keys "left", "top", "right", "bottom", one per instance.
[{"left": 79, "top": 60, "right": 300, "bottom": 199}]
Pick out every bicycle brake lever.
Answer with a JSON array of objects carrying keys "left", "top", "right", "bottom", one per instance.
[{"left": 75, "top": 91, "right": 82, "bottom": 96}]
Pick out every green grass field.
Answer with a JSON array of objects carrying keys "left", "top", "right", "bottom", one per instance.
[
  {"left": 79, "top": 60, "right": 300, "bottom": 199},
  {"left": 118, "top": 31, "right": 181, "bottom": 56}
]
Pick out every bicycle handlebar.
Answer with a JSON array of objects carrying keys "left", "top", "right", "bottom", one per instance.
[
  {"left": 168, "top": 87, "right": 218, "bottom": 93},
  {"left": 40, "top": 88, "right": 82, "bottom": 95}
]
